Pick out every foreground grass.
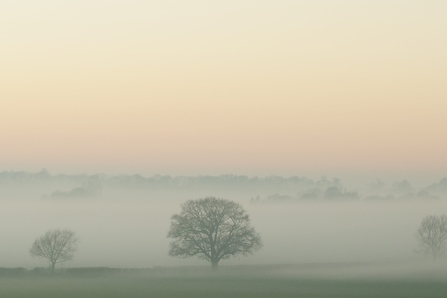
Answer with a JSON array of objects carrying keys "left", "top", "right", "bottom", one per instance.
[{"left": 1, "top": 264, "right": 447, "bottom": 298}]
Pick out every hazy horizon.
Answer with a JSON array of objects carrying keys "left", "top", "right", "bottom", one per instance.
[{"left": 1, "top": 168, "right": 446, "bottom": 270}]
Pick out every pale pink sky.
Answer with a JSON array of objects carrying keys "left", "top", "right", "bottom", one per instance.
[{"left": 1, "top": 1, "right": 446, "bottom": 177}]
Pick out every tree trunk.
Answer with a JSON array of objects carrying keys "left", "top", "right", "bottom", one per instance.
[
  {"left": 211, "top": 260, "right": 219, "bottom": 271},
  {"left": 50, "top": 262, "right": 56, "bottom": 274},
  {"left": 431, "top": 247, "right": 438, "bottom": 260}
]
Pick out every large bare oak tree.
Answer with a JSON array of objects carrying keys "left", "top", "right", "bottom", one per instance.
[
  {"left": 167, "top": 197, "right": 262, "bottom": 269},
  {"left": 416, "top": 215, "right": 447, "bottom": 260},
  {"left": 30, "top": 229, "right": 79, "bottom": 273}
]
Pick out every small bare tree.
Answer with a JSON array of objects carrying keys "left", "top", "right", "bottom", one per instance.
[
  {"left": 30, "top": 229, "right": 79, "bottom": 273},
  {"left": 415, "top": 215, "right": 447, "bottom": 260}
]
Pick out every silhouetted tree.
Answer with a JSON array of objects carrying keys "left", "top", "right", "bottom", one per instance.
[
  {"left": 167, "top": 197, "right": 262, "bottom": 269},
  {"left": 415, "top": 215, "right": 447, "bottom": 260},
  {"left": 392, "top": 180, "right": 413, "bottom": 193},
  {"left": 30, "top": 229, "right": 79, "bottom": 273},
  {"left": 323, "top": 186, "right": 343, "bottom": 199},
  {"left": 369, "top": 179, "right": 386, "bottom": 193}
]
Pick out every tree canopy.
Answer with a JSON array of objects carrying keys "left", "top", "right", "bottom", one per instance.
[
  {"left": 416, "top": 214, "right": 447, "bottom": 259},
  {"left": 167, "top": 197, "right": 262, "bottom": 268},
  {"left": 30, "top": 229, "right": 79, "bottom": 273}
]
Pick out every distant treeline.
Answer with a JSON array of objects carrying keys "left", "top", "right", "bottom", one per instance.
[
  {"left": 0, "top": 169, "right": 345, "bottom": 199},
  {"left": 256, "top": 188, "right": 441, "bottom": 204},
  {"left": 0, "top": 169, "right": 446, "bottom": 202},
  {"left": 255, "top": 178, "right": 447, "bottom": 203},
  {"left": 0, "top": 169, "right": 323, "bottom": 190}
]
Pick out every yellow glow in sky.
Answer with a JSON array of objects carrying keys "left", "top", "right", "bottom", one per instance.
[{"left": 1, "top": 1, "right": 446, "bottom": 176}]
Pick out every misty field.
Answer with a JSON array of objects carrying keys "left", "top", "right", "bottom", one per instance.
[{"left": 1, "top": 264, "right": 447, "bottom": 298}]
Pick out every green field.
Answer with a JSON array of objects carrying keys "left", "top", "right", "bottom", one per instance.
[{"left": 1, "top": 264, "right": 446, "bottom": 298}]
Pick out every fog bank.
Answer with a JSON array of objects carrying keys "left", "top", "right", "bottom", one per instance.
[{"left": 0, "top": 197, "right": 446, "bottom": 269}]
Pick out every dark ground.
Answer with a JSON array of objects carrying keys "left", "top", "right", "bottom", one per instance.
[{"left": 1, "top": 263, "right": 446, "bottom": 298}]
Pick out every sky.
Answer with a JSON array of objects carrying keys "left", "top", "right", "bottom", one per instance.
[{"left": 1, "top": 0, "right": 446, "bottom": 178}]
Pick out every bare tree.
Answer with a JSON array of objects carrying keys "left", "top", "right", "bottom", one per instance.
[
  {"left": 30, "top": 229, "right": 79, "bottom": 273},
  {"left": 167, "top": 197, "right": 262, "bottom": 269},
  {"left": 415, "top": 215, "right": 447, "bottom": 260}
]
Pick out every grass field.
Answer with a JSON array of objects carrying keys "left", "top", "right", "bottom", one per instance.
[{"left": 1, "top": 263, "right": 446, "bottom": 298}]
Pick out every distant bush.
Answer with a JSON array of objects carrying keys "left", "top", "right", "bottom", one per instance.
[
  {"left": 300, "top": 193, "right": 319, "bottom": 200},
  {"left": 265, "top": 194, "right": 295, "bottom": 203},
  {"left": 363, "top": 194, "right": 396, "bottom": 201},
  {"left": 29, "top": 267, "right": 49, "bottom": 275},
  {"left": 65, "top": 267, "right": 122, "bottom": 277},
  {"left": 0, "top": 267, "right": 27, "bottom": 277},
  {"left": 42, "top": 184, "right": 102, "bottom": 200},
  {"left": 323, "top": 187, "right": 359, "bottom": 200}
]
